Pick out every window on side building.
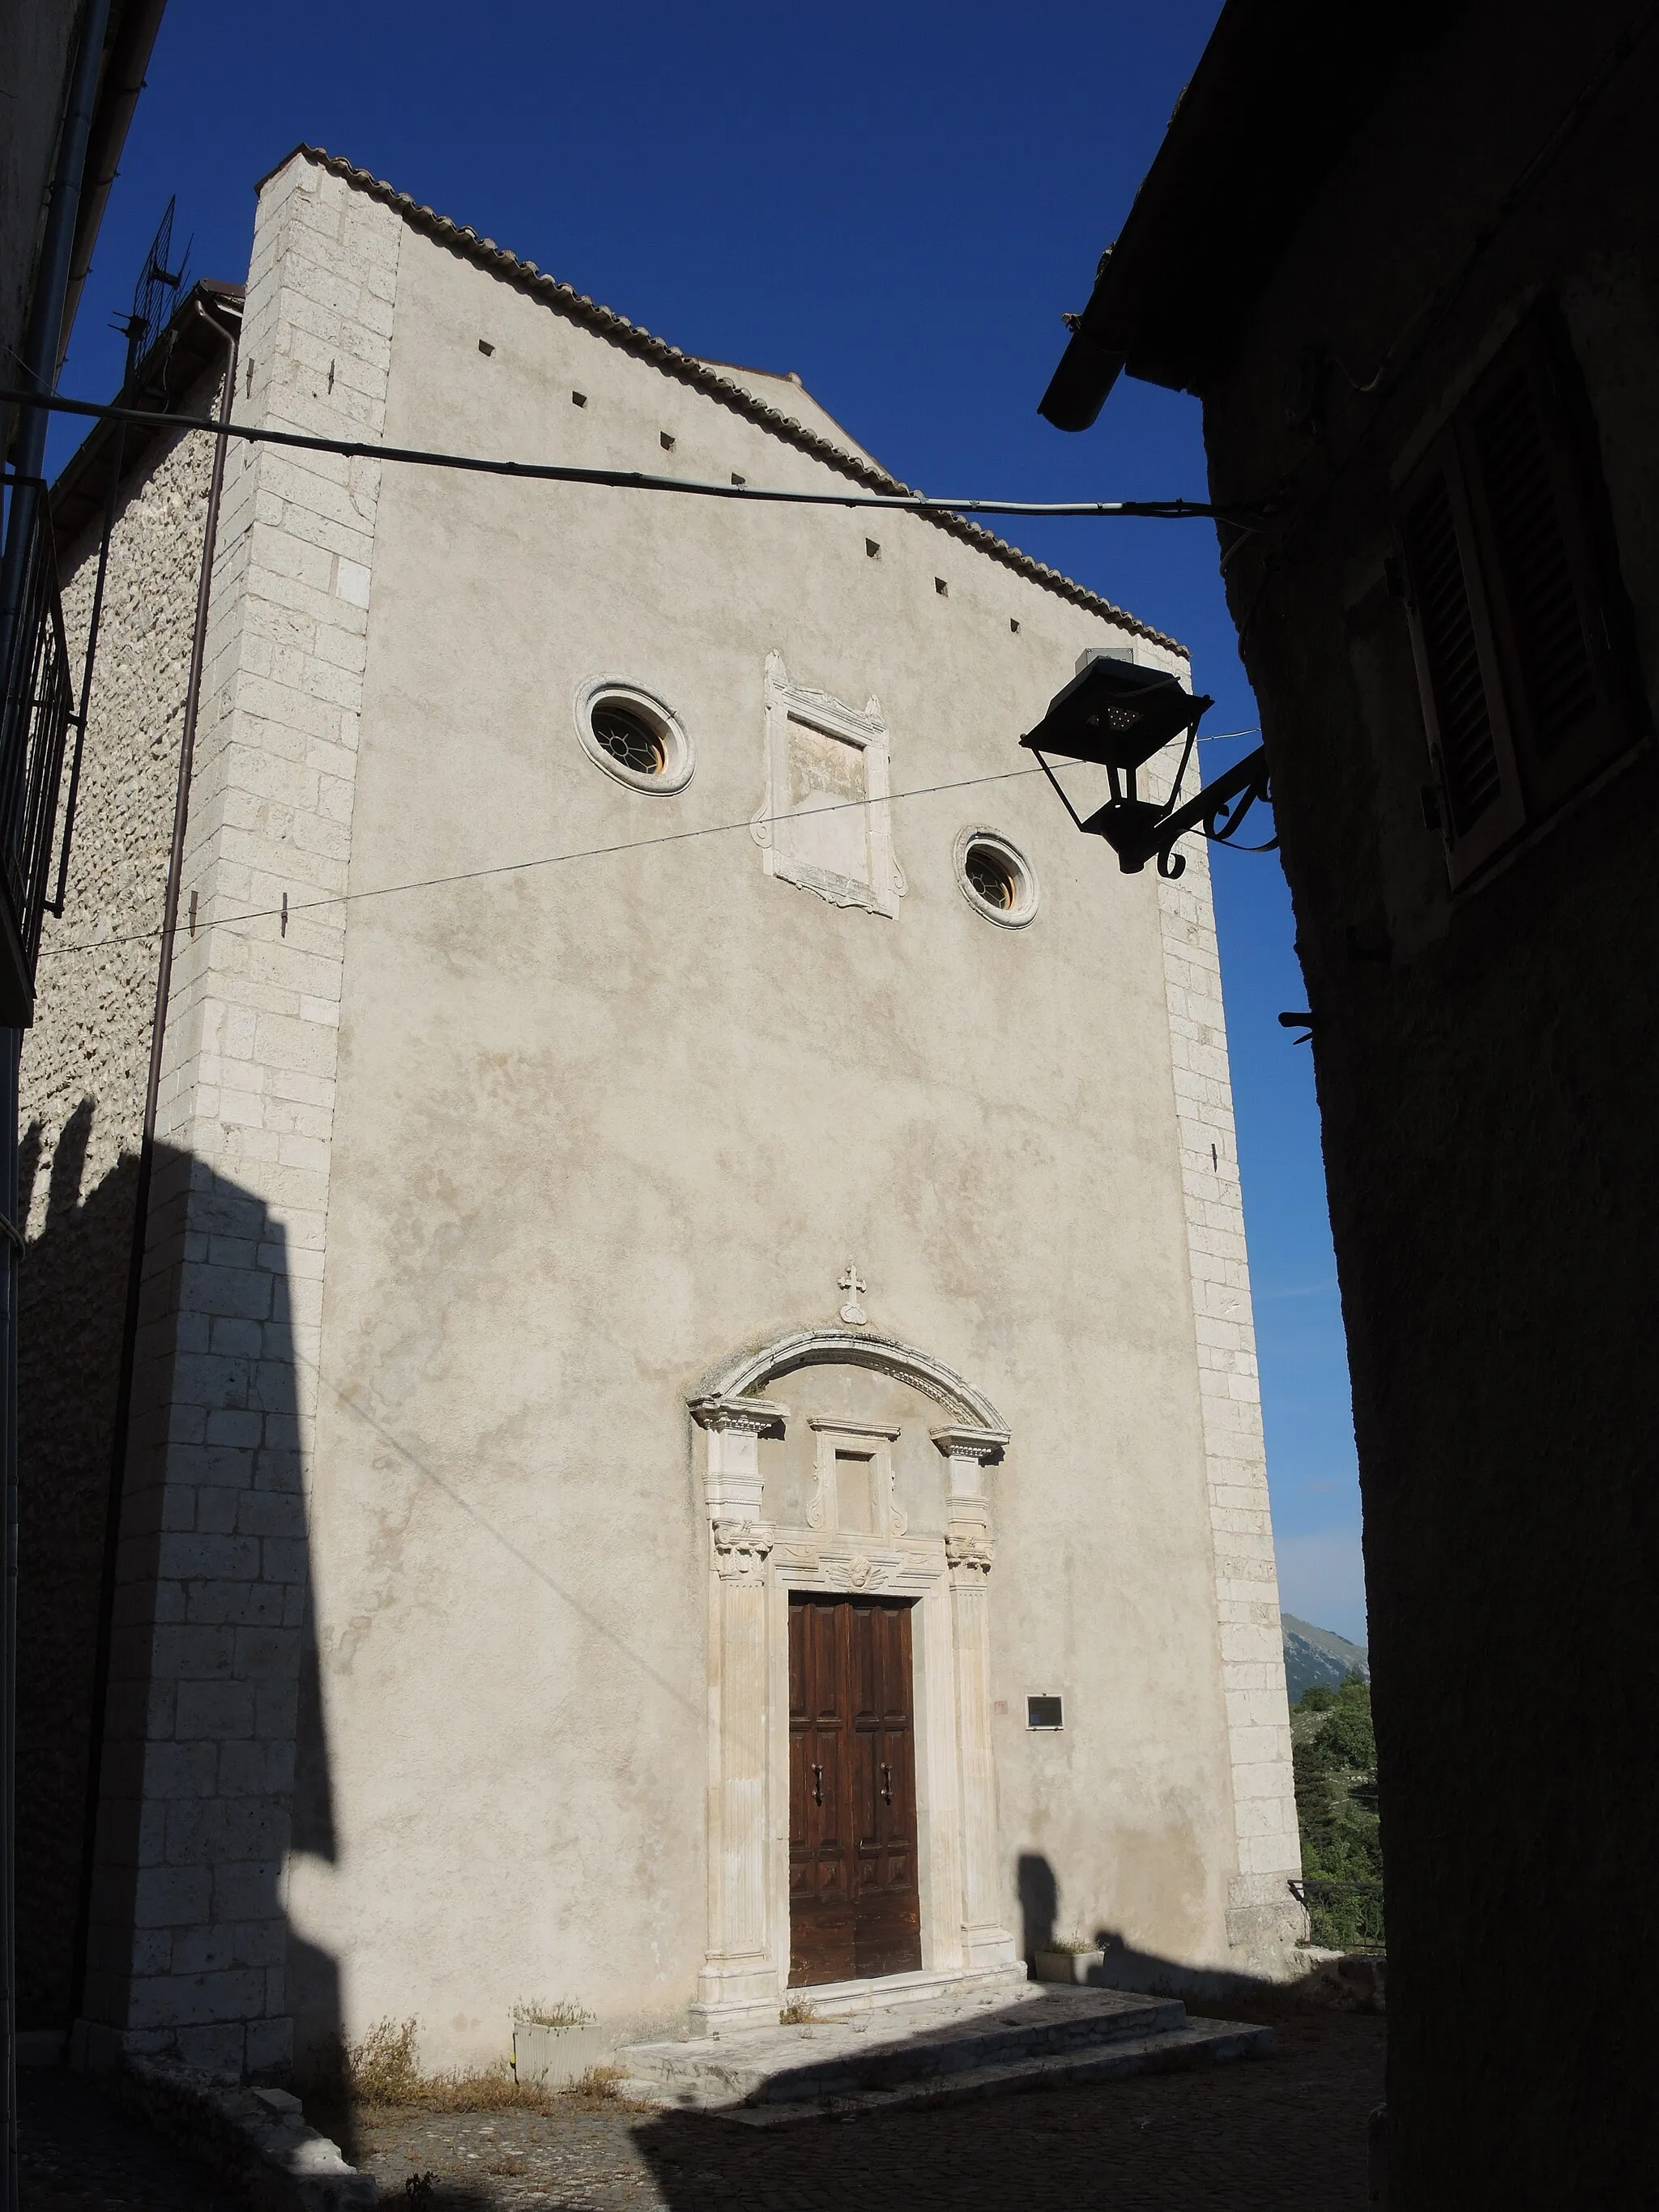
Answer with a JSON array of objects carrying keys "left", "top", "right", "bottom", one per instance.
[{"left": 1397, "top": 303, "right": 1642, "bottom": 889}]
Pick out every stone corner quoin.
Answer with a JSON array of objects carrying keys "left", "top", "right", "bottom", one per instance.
[{"left": 87, "top": 154, "right": 403, "bottom": 2081}]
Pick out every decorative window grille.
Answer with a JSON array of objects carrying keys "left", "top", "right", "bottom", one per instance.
[
  {"left": 1397, "top": 305, "right": 1640, "bottom": 889},
  {"left": 0, "top": 479, "right": 74, "bottom": 1025}
]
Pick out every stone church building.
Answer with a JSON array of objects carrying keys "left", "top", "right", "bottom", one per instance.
[{"left": 22, "top": 145, "right": 1299, "bottom": 2081}]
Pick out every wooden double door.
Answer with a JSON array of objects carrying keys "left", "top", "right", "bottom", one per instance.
[{"left": 787, "top": 1595, "right": 923, "bottom": 1986}]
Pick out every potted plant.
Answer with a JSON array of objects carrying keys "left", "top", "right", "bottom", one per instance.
[
  {"left": 510, "top": 2001, "right": 607, "bottom": 2087},
  {"left": 1033, "top": 1933, "right": 1106, "bottom": 1985}
]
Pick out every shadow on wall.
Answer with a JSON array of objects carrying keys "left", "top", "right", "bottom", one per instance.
[
  {"left": 1016, "top": 1850, "right": 1307, "bottom": 2005},
  {"left": 1017, "top": 1852, "right": 1060, "bottom": 1963},
  {"left": 17, "top": 1103, "right": 137, "bottom": 2029},
  {"left": 18, "top": 1118, "right": 342, "bottom": 2085}
]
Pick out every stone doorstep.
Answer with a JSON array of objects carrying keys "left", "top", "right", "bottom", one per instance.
[
  {"left": 689, "top": 1959, "right": 1027, "bottom": 2037},
  {"left": 766, "top": 1961, "right": 1028, "bottom": 2024},
  {"left": 620, "top": 1988, "right": 1207, "bottom": 2112},
  {"left": 704, "top": 2018, "right": 1275, "bottom": 2127}
]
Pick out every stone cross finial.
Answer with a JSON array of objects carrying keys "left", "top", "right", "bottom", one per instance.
[{"left": 838, "top": 1263, "right": 868, "bottom": 1326}]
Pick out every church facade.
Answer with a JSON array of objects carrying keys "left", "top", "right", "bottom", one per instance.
[{"left": 23, "top": 146, "right": 1300, "bottom": 2082}]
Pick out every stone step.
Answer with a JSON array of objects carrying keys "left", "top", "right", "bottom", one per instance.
[
  {"left": 699, "top": 2016, "right": 1273, "bottom": 2126},
  {"left": 738, "top": 1961, "right": 1029, "bottom": 2028},
  {"left": 618, "top": 1988, "right": 1261, "bottom": 2116}
]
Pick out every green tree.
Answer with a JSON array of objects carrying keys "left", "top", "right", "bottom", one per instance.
[{"left": 1291, "top": 1673, "right": 1384, "bottom": 1943}]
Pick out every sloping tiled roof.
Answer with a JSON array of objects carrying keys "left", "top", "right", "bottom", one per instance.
[{"left": 265, "top": 146, "right": 1183, "bottom": 655}]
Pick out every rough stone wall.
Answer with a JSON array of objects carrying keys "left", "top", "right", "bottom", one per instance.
[
  {"left": 16, "top": 382, "right": 221, "bottom": 2027},
  {"left": 81, "top": 153, "right": 399, "bottom": 2081},
  {"left": 1155, "top": 839, "right": 1303, "bottom": 1968}
]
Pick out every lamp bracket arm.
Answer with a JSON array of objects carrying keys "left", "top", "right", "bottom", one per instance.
[{"left": 1148, "top": 743, "right": 1273, "bottom": 877}]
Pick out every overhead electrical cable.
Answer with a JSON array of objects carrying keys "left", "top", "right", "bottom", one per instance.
[{"left": 4, "top": 387, "right": 1263, "bottom": 524}]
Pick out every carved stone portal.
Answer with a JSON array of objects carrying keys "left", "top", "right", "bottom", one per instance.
[{"left": 689, "top": 1332, "right": 1015, "bottom": 2032}]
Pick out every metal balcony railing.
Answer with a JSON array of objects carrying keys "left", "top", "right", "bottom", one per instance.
[
  {"left": 0, "top": 476, "right": 74, "bottom": 1026},
  {"left": 1290, "top": 1877, "right": 1387, "bottom": 1955}
]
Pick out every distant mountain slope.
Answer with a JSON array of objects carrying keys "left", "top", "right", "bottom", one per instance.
[{"left": 1282, "top": 1614, "right": 1370, "bottom": 1703}]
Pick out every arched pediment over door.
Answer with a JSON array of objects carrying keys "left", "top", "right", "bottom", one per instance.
[
  {"left": 693, "top": 1325, "right": 1009, "bottom": 1431},
  {"left": 690, "top": 1328, "right": 1008, "bottom": 1554}
]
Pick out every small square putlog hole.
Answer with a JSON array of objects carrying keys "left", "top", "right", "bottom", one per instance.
[
  {"left": 935, "top": 577, "right": 949, "bottom": 596},
  {"left": 660, "top": 431, "right": 676, "bottom": 451},
  {"left": 1026, "top": 1694, "right": 1064, "bottom": 1731},
  {"left": 866, "top": 538, "right": 881, "bottom": 558}
]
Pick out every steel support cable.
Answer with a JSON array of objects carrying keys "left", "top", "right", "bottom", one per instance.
[{"left": 32, "top": 738, "right": 1260, "bottom": 965}]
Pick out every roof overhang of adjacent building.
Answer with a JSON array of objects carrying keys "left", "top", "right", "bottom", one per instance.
[{"left": 1038, "top": 0, "right": 1469, "bottom": 430}]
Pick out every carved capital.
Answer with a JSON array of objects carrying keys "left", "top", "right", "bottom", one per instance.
[
  {"left": 945, "top": 1530, "right": 995, "bottom": 1576},
  {"left": 690, "top": 1394, "right": 788, "bottom": 1438},
  {"left": 929, "top": 1424, "right": 1009, "bottom": 1466},
  {"left": 712, "top": 1520, "right": 774, "bottom": 1579}
]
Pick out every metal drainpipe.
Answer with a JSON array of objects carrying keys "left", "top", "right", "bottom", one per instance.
[
  {"left": 66, "top": 298, "right": 242, "bottom": 2043},
  {"left": 2, "top": 5, "right": 113, "bottom": 2195}
]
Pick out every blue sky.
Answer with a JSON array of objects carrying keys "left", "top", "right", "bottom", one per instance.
[{"left": 58, "top": 0, "right": 1366, "bottom": 1640}]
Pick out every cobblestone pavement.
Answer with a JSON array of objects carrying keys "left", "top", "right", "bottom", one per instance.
[
  {"left": 19, "top": 2065, "right": 240, "bottom": 2212},
  {"left": 16, "top": 2010, "right": 1383, "bottom": 2210},
  {"left": 356, "top": 2010, "right": 1385, "bottom": 2211}
]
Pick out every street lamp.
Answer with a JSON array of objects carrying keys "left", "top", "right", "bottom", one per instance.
[{"left": 1019, "top": 654, "right": 1273, "bottom": 878}]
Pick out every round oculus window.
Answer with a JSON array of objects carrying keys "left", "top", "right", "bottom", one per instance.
[
  {"left": 592, "top": 703, "right": 665, "bottom": 777},
  {"left": 956, "top": 828, "right": 1038, "bottom": 927},
  {"left": 574, "top": 680, "right": 693, "bottom": 793}
]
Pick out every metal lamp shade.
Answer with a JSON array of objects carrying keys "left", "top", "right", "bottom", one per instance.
[{"left": 1019, "top": 656, "right": 1211, "bottom": 775}]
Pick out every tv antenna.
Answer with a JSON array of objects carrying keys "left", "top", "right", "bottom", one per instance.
[{"left": 114, "top": 197, "right": 191, "bottom": 386}]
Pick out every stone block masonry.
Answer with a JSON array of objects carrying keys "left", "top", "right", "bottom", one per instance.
[
  {"left": 1156, "top": 837, "right": 1304, "bottom": 1970},
  {"left": 79, "top": 153, "right": 402, "bottom": 2079}
]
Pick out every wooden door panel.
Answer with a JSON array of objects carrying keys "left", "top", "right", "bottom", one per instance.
[{"left": 790, "top": 1596, "right": 921, "bottom": 1985}]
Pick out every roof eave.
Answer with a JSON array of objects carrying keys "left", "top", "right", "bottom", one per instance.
[
  {"left": 1039, "top": 0, "right": 1467, "bottom": 432},
  {"left": 51, "top": 279, "right": 245, "bottom": 552},
  {"left": 253, "top": 144, "right": 1184, "bottom": 654}
]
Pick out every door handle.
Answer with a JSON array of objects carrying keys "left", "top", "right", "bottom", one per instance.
[
  {"left": 880, "top": 1762, "right": 893, "bottom": 1805},
  {"left": 812, "top": 1763, "right": 823, "bottom": 1805}
]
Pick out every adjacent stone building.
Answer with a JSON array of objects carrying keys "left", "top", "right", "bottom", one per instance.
[
  {"left": 24, "top": 144, "right": 1299, "bottom": 2081},
  {"left": 1036, "top": 0, "right": 1658, "bottom": 2201}
]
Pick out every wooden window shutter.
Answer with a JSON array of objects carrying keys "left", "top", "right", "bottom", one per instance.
[
  {"left": 1399, "top": 433, "right": 1525, "bottom": 884},
  {"left": 1459, "top": 315, "right": 1632, "bottom": 816},
  {"left": 1398, "top": 305, "right": 1637, "bottom": 887}
]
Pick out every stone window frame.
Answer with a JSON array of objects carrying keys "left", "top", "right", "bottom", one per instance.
[
  {"left": 805, "top": 1416, "right": 907, "bottom": 1541},
  {"left": 752, "top": 652, "right": 906, "bottom": 917},
  {"left": 573, "top": 675, "right": 695, "bottom": 794},
  {"left": 953, "top": 825, "right": 1040, "bottom": 929}
]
